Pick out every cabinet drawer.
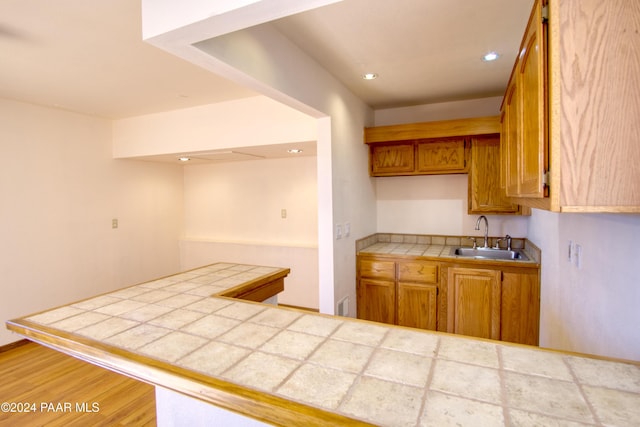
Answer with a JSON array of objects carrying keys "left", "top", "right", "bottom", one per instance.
[
  {"left": 359, "top": 259, "right": 395, "bottom": 280},
  {"left": 398, "top": 261, "right": 438, "bottom": 283}
]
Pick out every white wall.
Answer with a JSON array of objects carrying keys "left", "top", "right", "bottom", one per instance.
[
  {"left": 0, "top": 99, "right": 183, "bottom": 346},
  {"left": 374, "top": 96, "right": 503, "bottom": 126},
  {"left": 182, "top": 157, "right": 317, "bottom": 245},
  {"left": 112, "top": 96, "right": 317, "bottom": 158},
  {"left": 189, "top": 22, "right": 377, "bottom": 316},
  {"left": 373, "top": 98, "right": 529, "bottom": 240},
  {"left": 529, "top": 210, "right": 640, "bottom": 361},
  {"left": 180, "top": 156, "right": 319, "bottom": 308},
  {"left": 376, "top": 174, "right": 527, "bottom": 238},
  {"left": 113, "top": 97, "right": 321, "bottom": 309}
]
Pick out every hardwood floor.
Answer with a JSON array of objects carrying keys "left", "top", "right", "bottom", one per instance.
[{"left": 0, "top": 341, "right": 156, "bottom": 426}]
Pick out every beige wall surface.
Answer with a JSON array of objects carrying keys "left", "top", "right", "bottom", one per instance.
[
  {"left": 183, "top": 156, "right": 317, "bottom": 246},
  {"left": 181, "top": 156, "right": 319, "bottom": 308},
  {"left": 529, "top": 210, "right": 640, "bottom": 361},
  {"left": 0, "top": 99, "right": 183, "bottom": 346},
  {"left": 112, "top": 96, "right": 317, "bottom": 159}
]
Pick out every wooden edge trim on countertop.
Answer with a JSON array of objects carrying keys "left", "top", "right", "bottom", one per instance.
[
  {"left": 364, "top": 116, "right": 501, "bottom": 143},
  {"left": 277, "top": 304, "right": 319, "bottom": 313},
  {"left": 218, "top": 270, "right": 289, "bottom": 302},
  {"left": 5, "top": 318, "right": 374, "bottom": 427}
]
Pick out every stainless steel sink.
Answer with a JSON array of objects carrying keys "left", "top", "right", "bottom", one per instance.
[{"left": 450, "top": 247, "right": 529, "bottom": 261}]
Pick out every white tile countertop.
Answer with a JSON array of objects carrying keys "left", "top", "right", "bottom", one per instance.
[
  {"left": 7, "top": 262, "right": 640, "bottom": 426},
  {"left": 356, "top": 233, "right": 541, "bottom": 265}
]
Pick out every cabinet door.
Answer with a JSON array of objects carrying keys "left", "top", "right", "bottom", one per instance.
[
  {"left": 416, "top": 139, "right": 467, "bottom": 173},
  {"left": 447, "top": 268, "right": 501, "bottom": 340},
  {"left": 469, "top": 135, "right": 521, "bottom": 214},
  {"left": 357, "top": 278, "right": 395, "bottom": 325},
  {"left": 397, "top": 282, "right": 437, "bottom": 330},
  {"left": 370, "top": 143, "right": 414, "bottom": 176},
  {"left": 501, "top": 270, "right": 540, "bottom": 345},
  {"left": 517, "top": 0, "right": 548, "bottom": 197},
  {"left": 503, "top": 79, "right": 521, "bottom": 197}
]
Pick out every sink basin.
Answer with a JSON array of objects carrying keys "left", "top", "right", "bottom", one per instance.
[{"left": 450, "top": 247, "right": 529, "bottom": 261}]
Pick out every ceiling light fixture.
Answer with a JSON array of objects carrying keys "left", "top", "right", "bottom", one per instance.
[
  {"left": 287, "top": 149, "right": 303, "bottom": 154},
  {"left": 482, "top": 52, "right": 499, "bottom": 62},
  {"left": 178, "top": 157, "right": 191, "bottom": 162},
  {"left": 362, "top": 73, "right": 378, "bottom": 80}
]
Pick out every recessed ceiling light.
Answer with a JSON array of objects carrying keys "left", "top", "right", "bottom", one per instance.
[
  {"left": 178, "top": 157, "right": 191, "bottom": 162},
  {"left": 482, "top": 52, "right": 499, "bottom": 62},
  {"left": 287, "top": 149, "right": 303, "bottom": 154},
  {"left": 362, "top": 73, "right": 378, "bottom": 80}
]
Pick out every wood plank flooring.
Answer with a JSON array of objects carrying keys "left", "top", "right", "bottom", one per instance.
[{"left": 0, "top": 341, "right": 156, "bottom": 426}]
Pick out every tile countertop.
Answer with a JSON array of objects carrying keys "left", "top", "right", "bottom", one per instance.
[
  {"left": 6, "top": 262, "right": 640, "bottom": 426},
  {"left": 356, "top": 233, "right": 541, "bottom": 265}
]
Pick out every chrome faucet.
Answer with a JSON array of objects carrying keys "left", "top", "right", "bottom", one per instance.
[{"left": 475, "top": 215, "right": 489, "bottom": 248}]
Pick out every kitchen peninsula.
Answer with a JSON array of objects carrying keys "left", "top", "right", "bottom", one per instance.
[{"left": 6, "top": 262, "right": 640, "bottom": 426}]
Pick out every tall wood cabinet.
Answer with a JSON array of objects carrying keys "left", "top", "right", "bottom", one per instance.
[
  {"left": 468, "top": 135, "right": 522, "bottom": 215},
  {"left": 502, "top": 0, "right": 640, "bottom": 212}
]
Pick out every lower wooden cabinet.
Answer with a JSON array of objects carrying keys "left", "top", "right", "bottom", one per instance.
[
  {"left": 358, "top": 278, "right": 395, "bottom": 324},
  {"left": 357, "top": 256, "right": 439, "bottom": 331},
  {"left": 446, "top": 265, "right": 540, "bottom": 345},
  {"left": 397, "top": 282, "right": 437, "bottom": 330},
  {"left": 357, "top": 255, "right": 540, "bottom": 345},
  {"left": 447, "top": 267, "right": 501, "bottom": 340},
  {"left": 501, "top": 270, "right": 540, "bottom": 345}
]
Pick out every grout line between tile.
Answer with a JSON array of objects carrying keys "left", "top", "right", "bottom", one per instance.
[
  {"left": 563, "top": 355, "right": 604, "bottom": 426},
  {"left": 497, "top": 345, "right": 510, "bottom": 426},
  {"left": 334, "top": 328, "right": 394, "bottom": 412},
  {"left": 415, "top": 335, "right": 441, "bottom": 425}
]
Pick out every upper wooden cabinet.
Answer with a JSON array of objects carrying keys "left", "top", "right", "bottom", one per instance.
[
  {"left": 469, "top": 135, "right": 522, "bottom": 215},
  {"left": 370, "top": 142, "right": 414, "bottom": 176},
  {"left": 502, "top": 0, "right": 640, "bottom": 212},
  {"left": 416, "top": 139, "right": 466, "bottom": 174},
  {"left": 501, "top": 0, "right": 548, "bottom": 200},
  {"left": 365, "top": 116, "right": 500, "bottom": 177},
  {"left": 369, "top": 138, "right": 468, "bottom": 177}
]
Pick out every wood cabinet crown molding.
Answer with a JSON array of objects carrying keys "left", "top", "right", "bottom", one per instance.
[{"left": 364, "top": 116, "right": 500, "bottom": 144}]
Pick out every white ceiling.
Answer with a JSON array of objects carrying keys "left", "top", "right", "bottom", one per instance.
[
  {"left": 0, "top": 0, "right": 533, "bottom": 160},
  {"left": 0, "top": 0, "right": 257, "bottom": 119},
  {"left": 273, "top": 0, "right": 534, "bottom": 108},
  {"left": 0, "top": 0, "right": 534, "bottom": 118}
]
